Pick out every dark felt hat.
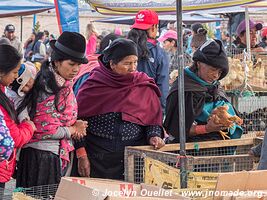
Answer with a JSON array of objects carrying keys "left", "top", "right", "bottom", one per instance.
[
  {"left": 103, "top": 38, "right": 138, "bottom": 62},
  {"left": 50, "top": 31, "right": 88, "bottom": 64},
  {"left": 193, "top": 39, "right": 229, "bottom": 80}
]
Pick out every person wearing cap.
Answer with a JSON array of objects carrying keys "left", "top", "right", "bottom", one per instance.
[
  {"left": 3, "top": 24, "right": 23, "bottom": 56},
  {"left": 186, "top": 23, "right": 205, "bottom": 55},
  {"left": 164, "top": 39, "right": 243, "bottom": 143},
  {"left": 73, "top": 38, "right": 164, "bottom": 179},
  {"left": 128, "top": 9, "right": 169, "bottom": 112},
  {"left": 158, "top": 30, "right": 178, "bottom": 73},
  {"left": 235, "top": 19, "right": 265, "bottom": 52},
  {"left": 16, "top": 31, "right": 88, "bottom": 188}
]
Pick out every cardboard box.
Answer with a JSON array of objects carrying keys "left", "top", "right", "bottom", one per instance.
[
  {"left": 214, "top": 170, "right": 267, "bottom": 200},
  {"left": 55, "top": 177, "right": 190, "bottom": 200}
]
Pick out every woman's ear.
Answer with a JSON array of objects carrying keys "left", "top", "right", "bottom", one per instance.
[
  {"left": 110, "top": 61, "right": 115, "bottom": 70},
  {"left": 53, "top": 61, "right": 60, "bottom": 72},
  {"left": 196, "top": 61, "right": 200, "bottom": 68}
]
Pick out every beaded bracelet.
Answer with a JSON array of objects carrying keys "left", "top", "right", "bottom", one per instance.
[
  {"left": 195, "top": 125, "right": 207, "bottom": 135},
  {"left": 76, "top": 147, "right": 87, "bottom": 158}
]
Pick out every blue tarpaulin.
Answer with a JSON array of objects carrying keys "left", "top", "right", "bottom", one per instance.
[
  {"left": 54, "top": 0, "right": 79, "bottom": 33},
  {"left": 0, "top": 0, "right": 54, "bottom": 18}
]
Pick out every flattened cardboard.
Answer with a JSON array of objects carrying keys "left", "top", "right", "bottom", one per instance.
[
  {"left": 214, "top": 170, "right": 267, "bottom": 200},
  {"left": 215, "top": 170, "right": 267, "bottom": 191},
  {"left": 55, "top": 177, "right": 190, "bottom": 200}
]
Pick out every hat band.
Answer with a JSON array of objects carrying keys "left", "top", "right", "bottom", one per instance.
[{"left": 55, "top": 41, "right": 85, "bottom": 59}]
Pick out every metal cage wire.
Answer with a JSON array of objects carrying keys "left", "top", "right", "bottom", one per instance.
[{"left": 124, "top": 138, "right": 260, "bottom": 184}]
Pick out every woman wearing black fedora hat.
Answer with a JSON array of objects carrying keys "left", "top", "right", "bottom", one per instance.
[
  {"left": 164, "top": 39, "right": 243, "bottom": 143},
  {"left": 16, "top": 31, "right": 88, "bottom": 189}
]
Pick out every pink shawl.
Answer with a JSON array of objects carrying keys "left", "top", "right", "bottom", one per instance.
[{"left": 31, "top": 80, "right": 77, "bottom": 169}]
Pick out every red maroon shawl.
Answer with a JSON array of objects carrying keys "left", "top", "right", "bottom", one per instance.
[{"left": 76, "top": 63, "right": 162, "bottom": 126}]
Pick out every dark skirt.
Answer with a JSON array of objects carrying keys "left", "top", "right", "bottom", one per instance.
[
  {"left": 16, "top": 147, "right": 61, "bottom": 188},
  {"left": 71, "top": 147, "right": 124, "bottom": 180},
  {"left": 0, "top": 182, "right": 4, "bottom": 199}
]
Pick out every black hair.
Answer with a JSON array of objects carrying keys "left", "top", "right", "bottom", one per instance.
[
  {"left": 0, "top": 45, "right": 21, "bottom": 122},
  {"left": 99, "top": 33, "right": 119, "bottom": 53},
  {"left": 127, "top": 28, "right": 149, "bottom": 59},
  {"left": 191, "top": 30, "right": 207, "bottom": 49},
  {"left": 165, "top": 38, "right": 177, "bottom": 47},
  {"left": 97, "top": 35, "right": 104, "bottom": 41},
  {"left": 196, "top": 28, "right": 207, "bottom": 35},
  {"left": 233, "top": 36, "right": 241, "bottom": 46},
  {"left": 32, "top": 32, "right": 44, "bottom": 47},
  {"left": 17, "top": 58, "right": 69, "bottom": 119},
  {"left": 44, "top": 30, "right": 49, "bottom": 36},
  {"left": 189, "top": 61, "right": 198, "bottom": 73},
  {"left": 239, "top": 31, "right": 246, "bottom": 37}
]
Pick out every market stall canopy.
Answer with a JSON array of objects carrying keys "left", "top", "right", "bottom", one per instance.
[
  {"left": 94, "top": 14, "right": 223, "bottom": 25},
  {"left": 187, "top": 1, "right": 267, "bottom": 15},
  {"left": 0, "top": 0, "right": 54, "bottom": 18},
  {"left": 87, "top": 0, "right": 263, "bottom": 15}
]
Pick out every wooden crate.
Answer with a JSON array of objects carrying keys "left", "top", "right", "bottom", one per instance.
[{"left": 124, "top": 138, "right": 260, "bottom": 184}]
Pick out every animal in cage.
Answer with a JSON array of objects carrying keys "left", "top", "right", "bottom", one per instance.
[
  {"left": 220, "top": 57, "right": 245, "bottom": 90},
  {"left": 240, "top": 107, "right": 267, "bottom": 132},
  {"left": 221, "top": 56, "right": 266, "bottom": 91}
]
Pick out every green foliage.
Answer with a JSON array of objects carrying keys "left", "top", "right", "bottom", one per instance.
[
  {"left": 203, "top": 23, "right": 215, "bottom": 39},
  {"left": 34, "top": 21, "right": 41, "bottom": 33}
]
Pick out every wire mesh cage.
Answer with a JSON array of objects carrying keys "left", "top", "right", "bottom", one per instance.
[
  {"left": 219, "top": 48, "right": 267, "bottom": 133},
  {"left": 124, "top": 138, "right": 260, "bottom": 184},
  {"left": 222, "top": 48, "right": 267, "bottom": 91},
  {"left": 1, "top": 184, "right": 58, "bottom": 200}
]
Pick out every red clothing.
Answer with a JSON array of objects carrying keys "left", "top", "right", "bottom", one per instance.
[
  {"left": 86, "top": 34, "right": 97, "bottom": 56},
  {"left": 0, "top": 104, "right": 34, "bottom": 183},
  {"left": 77, "top": 60, "right": 162, "bottom": 126}
]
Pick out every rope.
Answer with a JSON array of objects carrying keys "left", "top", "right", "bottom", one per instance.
[{"left": 240, "top": 49, "right": 255, "bottom": 98}]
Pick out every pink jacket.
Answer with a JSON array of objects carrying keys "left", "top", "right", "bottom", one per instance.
[
  {"left": 86, "top": 34, "right": 97, "bottom": 56},
  {"left": 0, "top": 105, "right": 34, "bottom": 183}
]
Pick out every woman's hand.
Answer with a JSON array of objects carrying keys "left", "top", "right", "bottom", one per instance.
[
  {"left": 206, "top": 116, "right": 228, "bottom": 133},
  {"left": 24, "top": 120, "right": 37, "bottom": 132},
  {"left": 71, "top": 120, "right": 88, "bottom": 140},
  {"left": 149, "top": 136, "right": 165, "bottom": 149},
  {"left": 78, "top": 156, "right": 90, "bottom": 177}
]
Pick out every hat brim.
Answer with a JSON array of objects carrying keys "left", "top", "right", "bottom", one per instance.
[
  {"left": 131, "top": 23, "right": 153, "bottom": 30},
  {"left": 49, "top": 40, "right": 88, "bottom": 64},
  {"left": 157, "top": 36, "right": 167, "bottom": 43}
]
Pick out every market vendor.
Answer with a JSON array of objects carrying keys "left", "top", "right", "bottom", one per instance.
[{"left": 164, "top": 39, "right": 243, "bottom": 142}]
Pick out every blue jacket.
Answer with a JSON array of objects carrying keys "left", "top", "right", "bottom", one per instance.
[
  {"left": 137, "top": 41, "right": 169, "bottom": 110},
  {"left": 258, "top": 129, "right": 267, "bottom": 170}
]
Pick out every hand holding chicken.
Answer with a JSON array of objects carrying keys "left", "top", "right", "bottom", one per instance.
[{"left": 208, "top": 105, "right": 243, "bottom": 140}]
